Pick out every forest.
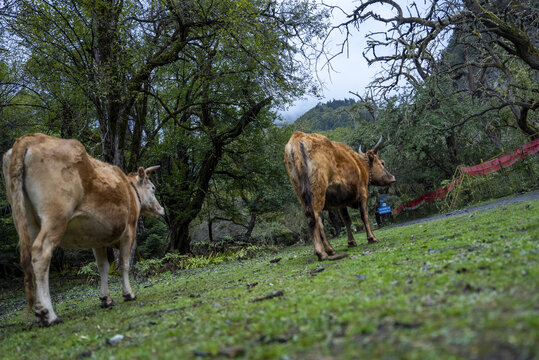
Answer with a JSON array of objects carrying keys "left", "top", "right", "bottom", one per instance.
[{"left": 0, "top": 0, "right": 537, "bottom": 280}]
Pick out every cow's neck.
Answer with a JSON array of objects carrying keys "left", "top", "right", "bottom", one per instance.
[
  {"left": 361, "top": 154, "right": 372, "bottom": 185},
  {"left": 129, "top": 181, "right": 142, "bottom": 212}
]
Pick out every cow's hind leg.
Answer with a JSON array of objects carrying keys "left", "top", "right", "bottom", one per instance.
[
  {"left": 318, "top": 216, "right": 335, "bottom": 256},
  {"left": 92, "top": 247, "right": 115, "bottom": 308},
  {"left": 120, "top": 238, "right": 136, "bottom": 301},
  {"left": 306, "top": 211, "right": 328, "bottom": 261},
  {"left": 31, "top": 221, "right": 65, "bottom": 326},
  {"left": 339, "top": 208, "right": 357, "bottom": 247}
]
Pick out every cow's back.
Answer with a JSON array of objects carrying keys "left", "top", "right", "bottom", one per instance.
[
  {"left": 286, "top": 132, "right": 365, "bottom": 185},
  {"left": 285, "top": 132, "right": 368, "bottom": 210},
  {"left": 11, "top": 133, "right": 135, "bottom": 249},
  {"left": 21, "top": 134, "right": 87, "bottom": 215}
]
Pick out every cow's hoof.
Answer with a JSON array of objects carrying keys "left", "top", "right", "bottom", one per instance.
[
  {"left": 317, "top": 253, "right": 329, "bottom": 261},
  {"left": 123, "top": 294, "right": 137, "bottom": 302},
  {"left": 35, "top": 308, "right": 62, "bottom": 327},
  {"left": 368, "top": 238, "right": 378, "bottom": 244},
  {"left": 34, "top": 307, "right": 48, "bottom": 318},
  {"left": 100, "top": 297, "right": 116, "bottom": 308},
  {"left": 348, "top": 241, "right": 358, "bottom": 248},
  {"left": 48, "top": 317, "right": 63, "bottom": 326}
]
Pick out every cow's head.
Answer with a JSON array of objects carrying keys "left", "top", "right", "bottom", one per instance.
[
  {"left": 359, "top": 136, "right": 396, "bottom": 186},
  {"left": 135, "top": 166, "right": 165, "bottom": 217}
]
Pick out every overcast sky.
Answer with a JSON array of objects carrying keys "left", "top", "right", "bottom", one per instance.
[{"left": 279, "top": 0, "right": 390, "bottom": 122}]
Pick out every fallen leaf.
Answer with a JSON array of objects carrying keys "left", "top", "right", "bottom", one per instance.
[
  {"left": 328, "top": 253, "right": 348, "bottom": 261},
  {"left": 218, "top": 346, "right": 245, "bottom": 358},
  {"left": 252, "top": 290, "right": 284, "bottom": 302},
  {"left": 246, "top": 282, "right": 258, "bottom": 290}
]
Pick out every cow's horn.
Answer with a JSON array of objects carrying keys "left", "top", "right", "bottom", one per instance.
[
  {"left": 372, "top": 136, "right": 383, "bottom": 153},
  {"left": 145, "top": 165, "right": 160, "bottom": 174},
  {"left": 358, "top": 145, "right": 363, "bottom": 154}
]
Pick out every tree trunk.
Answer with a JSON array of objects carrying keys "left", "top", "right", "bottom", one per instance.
[
  {"left": 208, "top": 217, "right": 214, "bottom": 243},
  {"left": 513, "top": 105, "right": 538, "bottom": 140},
  {"left": 445, "top": 133, "right": 458, "bottom": 166},
  {"left": 169, "top": 219, "right": 192, "bottom": 253},
  {"left": 244, "top": 213, "right": 257, "bottom": 239},
  {"left": 60, "top": 101, "right": 74, "bottom": 138}
]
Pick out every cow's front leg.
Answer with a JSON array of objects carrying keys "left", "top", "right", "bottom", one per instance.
[
  {"left": 339, "top": 208, "right": 357, "bottom": 247},
  {"left": 119, "top": 238, "right": 136, "bottom": 301},
  {"left": 92, "top": 247, "right": 115, "bottom": 308},
  {"left": 359, "top": 190, "right": 378, "bottom": 244},
  {"left": 32, "top": 222, "right": 64, "bottom": 326}
]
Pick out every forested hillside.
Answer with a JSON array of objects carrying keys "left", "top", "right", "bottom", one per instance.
[{"left": 293, "top": 99, "right": 372, "bottom": 131}]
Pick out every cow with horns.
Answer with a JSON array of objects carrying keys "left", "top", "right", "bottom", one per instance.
[
  {"left": 2, "top": 133, "right": 165, "bottom": 326},
  {"left": 284, "top": 132, "right": 395, "bottom": 260}
]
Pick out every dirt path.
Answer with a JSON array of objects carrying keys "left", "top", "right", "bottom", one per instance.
[{"left": 386, "top": 190, "right": 539, "bottom": 229}]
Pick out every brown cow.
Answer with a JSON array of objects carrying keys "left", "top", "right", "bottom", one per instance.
[
  {"left": 284, "top": 131, "right": 395, "bottom": 260},
  {"left": 2, "top": 133, "right": 165, "bottom": 326}
]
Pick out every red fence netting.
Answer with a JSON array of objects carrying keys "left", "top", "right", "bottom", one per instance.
[
  {"left": 391, "top": 138, "right": 539, "bottom": 215},
  {"left": 461, "top": 138, "right": 539, "bottom": 176},
  {"left": 392, "top": 179, "right": 460, "bottom": 215}
]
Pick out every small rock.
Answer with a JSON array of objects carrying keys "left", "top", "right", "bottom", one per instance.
[
  {"left": 390, "top": 281, "right": 398, "bottom": 286},
  {"left": 468, "top": 214, "right": 473, "bottom": 218},
  {"left": 356, "top": 274, "right": 366, "bottom": 281},
  {"left": 421, "top": 263, "right": 429, "bottom": 271},
  {"left": 107, "top": 334, "right": 124, "bottom": 345},
  {"left": 269, "top": 258, "right": 282, "bottom": 263}
]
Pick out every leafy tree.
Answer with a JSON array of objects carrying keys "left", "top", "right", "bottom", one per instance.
[
  {"left": 204, "top": 123, "right": 295, "bottom": 240},
  {"left": 132, "top": 1, "right": 329, "bottom": 252}
]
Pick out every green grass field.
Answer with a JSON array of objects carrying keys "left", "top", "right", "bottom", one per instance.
[{"left": 1, "top": 199, "right": 538, "bottom": 359}]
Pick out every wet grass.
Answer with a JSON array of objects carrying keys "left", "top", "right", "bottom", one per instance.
[{"left": 0, "top": 199, "right": 538, "bottom": 359}]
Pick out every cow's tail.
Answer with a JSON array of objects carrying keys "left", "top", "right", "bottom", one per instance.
[
  {"left": 287, "top": 140, "right": 315, "bottom": 228},
  {"left": 8, "top": 138, "right": 34, "bottom": 313}
]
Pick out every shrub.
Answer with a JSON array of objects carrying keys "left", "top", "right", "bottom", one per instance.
[
  {"left": 251, "top": 221, "right": 298, "bottom": 245},
  {"left": 138, "top": 219, "right": 168, "bottom": 259}
]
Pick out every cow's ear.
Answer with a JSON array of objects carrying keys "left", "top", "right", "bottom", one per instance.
[{"left": 137, "top": 167, "right": 146, "bottom": 183}]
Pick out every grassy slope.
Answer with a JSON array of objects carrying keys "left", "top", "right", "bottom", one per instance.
[{"left": 0, "top": 200, "right": 537, "bottom": 359}]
